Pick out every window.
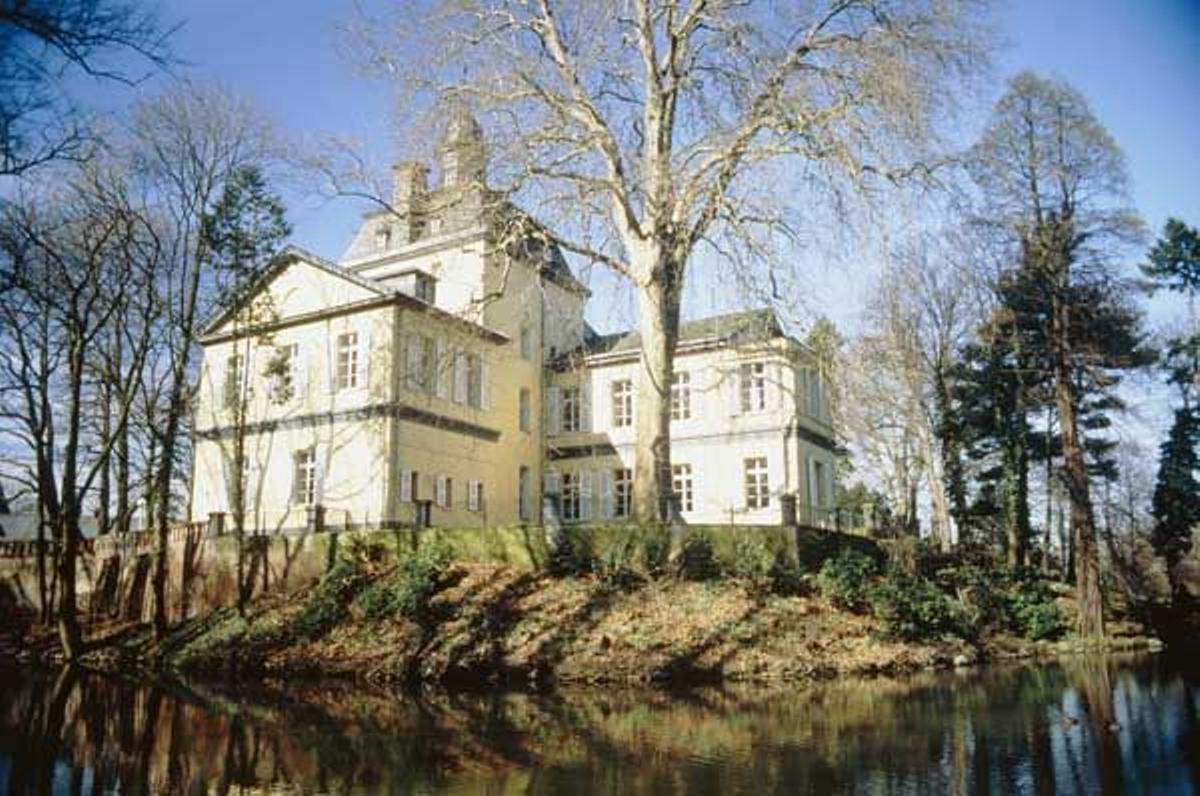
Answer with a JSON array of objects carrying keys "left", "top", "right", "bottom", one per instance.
[
  {"left": 468, "top": 480, "right": 484, "bottom": 512},
  {"left": 814, "top": 460, "right": 827, "bottom": 508},
  {"left": 400, "top": 469, "right": 418, "bottom": 502},
  {"left": 453, "top": 351, "right": 469, "bottom": 404},
  {"left": 519, "top": 388, "right": 531, "bottom": 432},
  {"left": 435, "top": 475, "right": 453, "bottom": 509},
  {"left": 611, "top": 379, "right": 633, "bottom": 428},
  {"left": 270, "top": 343, "right": 299, "bottom": 404},
  {"left": 415, "top": 272, "right": 436, "bottom": 304},
  {"left": 375, "top": 224, "right": 392, "bottom": 251},
  {"left": 223, "top": 354, "right": 243, "bottom": 410},
  {"left": 337, "top": 332, "right": 360, "bottom": 390},
  {"left": 808, "top": 369, "right": 823, "bottom": 419},
  {"left": 561, "top": 472, "right": 581, "bottom": 521},
  {"left": 561, "top": 386, "right": 582, "bottom": 432},
  {"left": 292, "top": 448, "right": 317, "bottom": 506},
  {"left": 467, "top": 353, "right": 484, "bottom": 409},
  {"left": 519, "top": 325, "right": 534, "bottom": 360},
  {"left": 406, "top": 335, "right": 437, "bottom": 394},
  {"left": 671, "top": 371, "right": 691, "bottom": 421},
  {"left": 744, "top": 457, "right": 770, "bottom": 510},
  {"left": 672, "top": 464, "right": 694, "bottom": 513},
  {"left": 613, "top": 468, "right": 632, "bottom": 519},
  {"left": 518, "top": 466, "right": 531, "bottom": 521},
  {"left": 740, "top": 362, "right": 766, "bottom": 413}
]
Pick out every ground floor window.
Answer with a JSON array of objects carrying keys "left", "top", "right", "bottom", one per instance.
[
  {"left": 614, "top": 468, "right": 632, "bottom": 518},
  {"left": 562, "top": 472, "right": 581, "bottom": 521},
  {"left": 744, "top": 457, "right": 769, "bottom": 510},
  {"left": 468, "top": 480, "right": 484, "bottom": 512},
  {"left": 292, "top": 448, "right": 316, "bottom": 506},
  {"left": 672, "top": 463, "right": 693, "bottom": 513}
]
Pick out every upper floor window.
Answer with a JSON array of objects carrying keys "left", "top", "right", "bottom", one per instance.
[
  {"left": 336, "top": 332, "right": 360, "bottom": 390},
  {"left": 740, "top": 362, "right": 766, "bottom": 413},
  {"left": 467, "top": 353, "right": 484, "bottom": 409},
  {"left": 519, "top": 325, "right": 534, "bottom": 360},
  {"left": 807, "top": 369, "right": 823, "bottom": 419},
  {"left": 405, "top": 335, "right": 436, "bottom": 394},
  {"left": 414, "top": 272, "right": 436, "bottom": 304},
  {"left": 375, "top": 224, "right": 392, "bottom": 251},
  {"left": 612, "top": 379, "right": 633, "bottom": 428},
  {"left": 292, "top": 448, "right": 317, "bottom": 506},
  {"left": 744, "top": 456, "right": 770, "bottom": 510},
  {"left": 561, "top": 386, "right": 582, "bottom": 432},
  {"left": 223, "top": 353, "right": 244, "bottom": 410},
  {"left": 671, "top": 371, "right": 691, "bottom": 421},
  {"left": 519, "top": 388, "right": 531, "bottom": 432},
  {"left": 269, "top": 343, "right": 299, "bottom": 404},
  {"left": 613, "top": 468, "right": 632, "bottom": 519},
  {"left": 672, "top": 463, "right": 694, "bottom": 513}
]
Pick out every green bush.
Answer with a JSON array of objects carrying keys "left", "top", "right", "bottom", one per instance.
[
  {"left": 357, "top": 543, "right": 452, "bottom": 625},
  {"left": 816, "top": 549, "right": 879, "bottom": 611},
  {"left": 677, "top": 534, "right": 720, "bottom": 581},
  {"left": 641, "top": 532, "right": 671, "bottom": 577},
  {"left": 547, "top": 533, "right": 596, "bottom": 577},
  {"left": 732, "top": 534, "right": 774, "bottom": 583},
  {"left": 1001, "top": 569, "right": 1066, "bottom": 640},
  {"left": 292, "top": 559, "right": 369, "bottom": 640},
  {"left": 870, "top": 569, "right": 966, "bottom": 641},
  {"left": 592, "top": 537, "right": 642, "bottom": 591},
  {"left": 767, "top": 550, "right": 809, "bottom": 597}
]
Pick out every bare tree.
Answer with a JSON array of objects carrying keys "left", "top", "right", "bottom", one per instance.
[
  {"left": 348, "top": 0, "right": 989, "bottom": 520},
  {"left": 0, "top": 0, "right": 173, "bottom": 175},
  {"left": 968, "top": 72, "right": 1146, "bottom": 638}
]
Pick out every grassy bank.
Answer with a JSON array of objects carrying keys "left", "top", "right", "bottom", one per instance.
[{"left": 53, "top": 530, "right": 1152, "bottom": 687}]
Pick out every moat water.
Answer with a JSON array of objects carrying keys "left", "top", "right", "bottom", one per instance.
[{"left": 0, "top": 654, "right": 1196, "bottom": 794}]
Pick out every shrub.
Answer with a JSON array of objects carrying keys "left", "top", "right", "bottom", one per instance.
[
  {"left": 292, "top": 559, "right": 369, "bottom": 640},
  {"left": 641, "top": 531, "right": 671, "bottom": 577},
  {"left": 592, "top": 537, "right": 642, "bottom": 591},
  {"left": 816, "top": 549, "right": 878, "bottom": 611},
  {"left": 732, "top": 534, "right": 774, "bottom": 583},
  {"left": 677, "top": 534, "right": 720, "bottom": 581},
  {"left": 1001, "top": 569, "right": 1066, "bottom": 640},
  {"left": 357, "top": 543, "right": 452, "bottom": 625},
  {"left": 768, "top": 550, "right": 809, "bottom": 597},
  {"left": 870, "top": 569, "right": 966, "bottom": 641},
  {"left": 547, "top": 533, "right": 595, "bottom": 577}
]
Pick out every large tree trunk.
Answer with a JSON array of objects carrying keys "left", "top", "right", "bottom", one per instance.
[
  {"left": 152, "top": 386, "right": 185, "bottom": 638},
  {"left": 934, "top": 367, "right": 968, "bottom": 543},
  {"left": 1053, "top": 295, "right": 1104, "bottom": 638},
  {"left": 632, "top": 271, "right": 682, "bottom": 523},
  {"left": 55, "top": 514, "right": 82, "bottom": 659}
]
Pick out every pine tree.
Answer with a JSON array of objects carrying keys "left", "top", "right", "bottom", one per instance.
[{"left": 1151, "top": 407, "right": 1200, "bottom": 599}]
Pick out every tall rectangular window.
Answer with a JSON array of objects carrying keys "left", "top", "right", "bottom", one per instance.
[
  {"left": 467, "top": 353, "right": 484, "bottom": 408},
  {"left": 518, "top": 466, "right": 531, "bottom": 521},
  {"left": 561, "top": 472, "right": 581, "bottom": 521},
  {"left": 613, "top": 468, "right": 632, "bottom": 519},
  {"left": 520, "top": 325, "right": 534, "bottom": 360},
  {"left": 740, "top": 362, "right": 766, "bottom": 413},
  {"left": 415, "top": 273, "right": 436, "bottom": 304},
  {"left": 269, "top": 343, "right": 299, "bottom": 404},
  {"left": 744, "top": 457, "right": 769, "bottom": 509},
  {"left": 292, "top": 448, "right": 317, "bottom": 506},
  {"left": 519, "top": 388, "right": 531, "bottom": 432},
  {"left": 336, "top": 331, "right": 359, "bottom": 390},
  {"left": 468, "top": 480, "right": 484, "bottom": 512},
  {"left": 671, "top": 371, "right": 691, "bottom": 421},
  {"left": 611, "top": 379, "right": 633, "bottom": 428},
  {"left": 561, "top": 386, "right": 582, "bottom": 432},
  {"left": 672, "top": 463, "right": 694, "bottom": 513},
  {"left": 223, "top": 353, "right": 243, "bottom": 410}
]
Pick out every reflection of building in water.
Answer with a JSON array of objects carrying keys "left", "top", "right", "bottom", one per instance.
[{"left": 190, "top": 112, "right": 839, "bottom": 532}]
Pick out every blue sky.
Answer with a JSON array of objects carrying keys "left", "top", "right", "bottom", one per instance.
[{"left": 76, "top": 0, "right": 1200, "bottom": 341}]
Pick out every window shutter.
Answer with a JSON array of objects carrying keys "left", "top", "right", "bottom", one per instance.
[
  {"left": 315, "top": 449, "right": 327, "bottom": 504},
  {"left": 435, "top": 338, "right": 449, "bottom": 399},
  {"left": 405, "top": 337, "right": 421, "bottom": 391},
  {"left": 480, "top": 354, "right": 491, "bottom": 410},
  {"left": 774, "top": 361, "right": 786, "bottom": 408},
  {"left": 544, "top": 472, "right": 561, "bottom": 497},
  {"left": 325, "top": 335, "right": 336, "bottom": 394},
  {"left": 546, "top": 387, "right": 561, "bottom": 434},
  {"left": 824, "top": 461, "right": 835, "bottom": 511},
  {"left": 292, "top": 343, "right": 307, "bottom": 399},
  {"left": 453, "top": 350, "right": 468, "bottom": 404},
  {"left": 468, "top": 480, "right": 481, "bottom": 512},
  {"left": 599, "top": 469, "right": 614, "bottom": 519},
  {"left": 435, "top": 474, "right": 447, "bottom": 508},
  {"left": 807, "top": 458, "right": 817, "bottom": 512},
  {"left": 580, "top": 378, "right": 592, "bottom": 432},
  {"left": 579, "top": 470, "right": 593, "bottom": 520},
  {"left": 400, "top": 468, "right": 413, "bottom": 502},
  {"left": 357, "top": 329, "right": 370, "bottom": 390},
  {"left": 727, "top": 369, "right": 741, "bottom": 416}
]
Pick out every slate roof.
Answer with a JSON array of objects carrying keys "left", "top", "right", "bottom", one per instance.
[{"left": 584, "top": 308, "right": 784, "bottom": 357}]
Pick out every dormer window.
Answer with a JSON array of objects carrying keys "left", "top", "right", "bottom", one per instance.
[{"left": 375, "top": 224, "right": 392, "bottom": 251}]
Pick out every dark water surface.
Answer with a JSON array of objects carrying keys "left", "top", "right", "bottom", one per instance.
[{"left": 0, "top": 654, "right": 1196, "bottom": 794}]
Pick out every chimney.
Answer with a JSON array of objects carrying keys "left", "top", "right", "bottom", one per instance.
[{"left": 390, "top": 161, "right": 429, "bottom": 242}]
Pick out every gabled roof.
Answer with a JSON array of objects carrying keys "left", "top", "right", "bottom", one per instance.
[{"left": 199, "top": 245, "right": 391, "bottom": 338}]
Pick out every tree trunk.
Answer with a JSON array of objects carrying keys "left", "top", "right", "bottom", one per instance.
[
  {"left": 934, "top": 367, "right": 967, "bottom": 543},
  {"left": 115, "top": 333, "right": 131, "bottom": 536},
  {"left": 632, "top": 272, "right": 681, "bottom": 523},
  {"left": 152, "top": 412, "right": 180, "bottom": 639},
  {"left": 1053, "top": 294, "right": 1104, "bottom": 638},
  {"left": 55, "top": 515, "right": 82, "bottom": 659}
]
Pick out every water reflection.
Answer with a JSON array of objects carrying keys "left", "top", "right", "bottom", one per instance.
[{"left": 0, "top": 655, "right": 1196, "bottom": 794}]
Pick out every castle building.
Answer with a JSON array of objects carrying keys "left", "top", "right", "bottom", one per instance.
[{"left": 189, "top": 113, "right": 840, "bottom": 532}]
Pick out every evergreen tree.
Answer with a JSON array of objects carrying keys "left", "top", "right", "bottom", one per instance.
[{"left": 1151, "top": 407, "right": 1200, "bottom": 599}]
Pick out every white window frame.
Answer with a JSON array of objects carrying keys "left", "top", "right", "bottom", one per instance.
[
  {"left": 744, "top": 456, "right": 770, "bottom": 510},
  {"left": 561, "top": 386, "right": 582, "bottom": 433},
  {"left": 336, "top": 331, "right": 360, "bottom": 391},
  {"left": 740, "top": 362, "right": 766, "bottom": 413},
  {"left": 611, "top": 379, "right": 633, "bottom": 428},
  {"left": 561, "top": 472, "right": 581, "bottom": 521},
  {"left": 468, "top": 480, "right": 483, "bottom": 512},
  {"left": 672, "top": 463, "right": 694, "bottom": 513},
  {"left": 292, "top": 448, "right": 317, "bottom": 507},
  {"left": 671, "top": 371, "right": 691, "bottom": 421},
  {"left": 613, "top": 468, "right": 632, "bottom": 519}
]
